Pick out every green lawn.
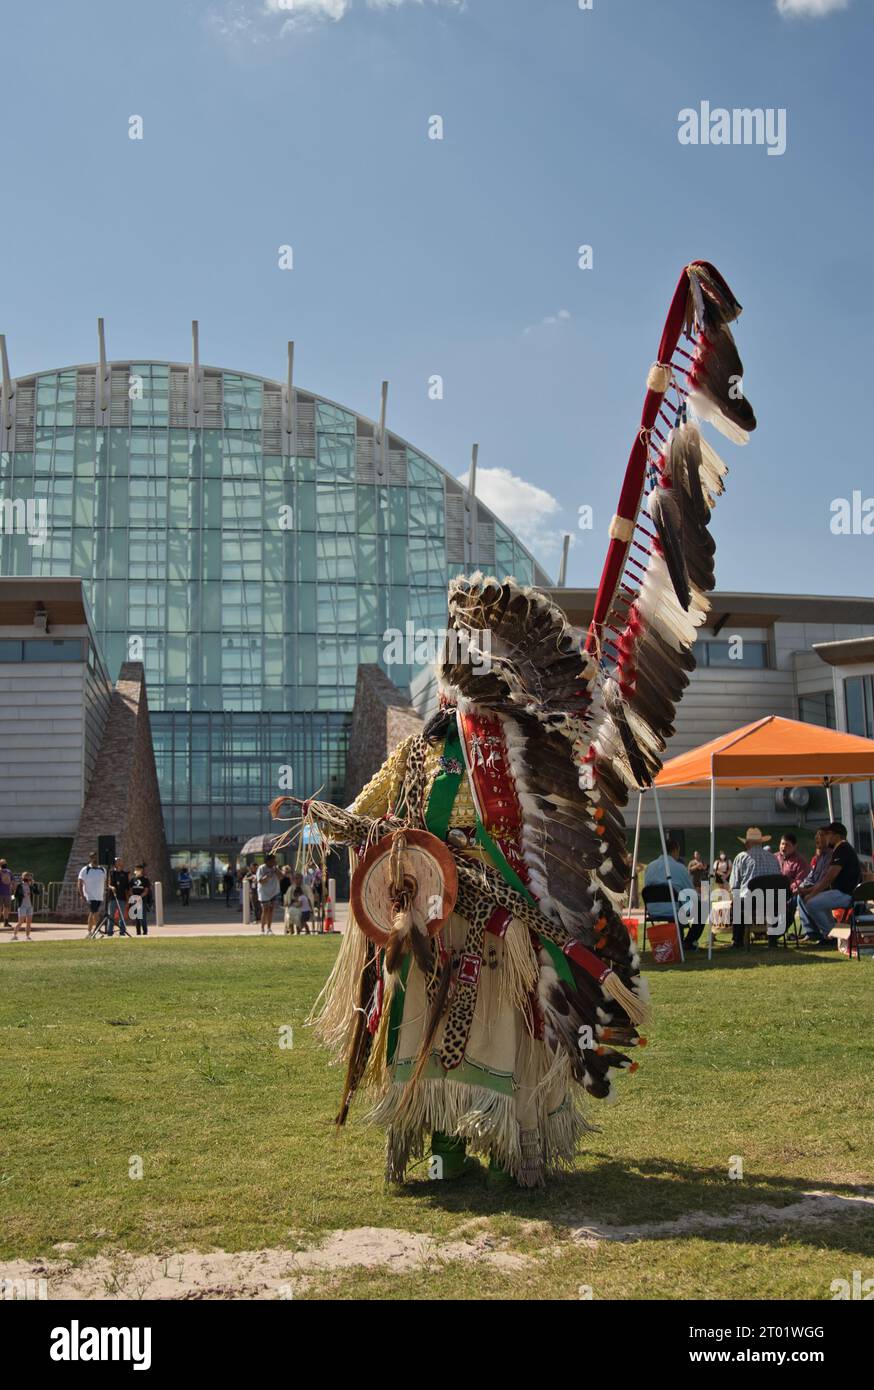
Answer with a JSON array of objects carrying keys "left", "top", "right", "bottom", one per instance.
[{"left": 1, "top": 935, "right": 871, "bottom": 1300}]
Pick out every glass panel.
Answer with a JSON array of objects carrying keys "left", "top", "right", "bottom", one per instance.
[
  {"left": 389, "top": 536, "right": 407, "bottom": 585},
  {"left": 317, "top": 434, "right": 355, "bottom": 480},
  {"left": 389, "top": 486, "right": 408, "bottom": 535},
  {"left": 703, "top": 640, "right": 768, "bottom": 669},
  {"left": 357, "top": 536, "right": 378, "bottom": 582},
  {"left": 23, "top": 638, "right": 83, "bottom": 661},
  {"left": 316, "top": 402, "right": 356, "bottom": 433},
  {"left": 798, "top": 691, "right": 836, "bottom": 730},
  {"left": 845, "top": 677, "right": 866, "bottom": 737}
]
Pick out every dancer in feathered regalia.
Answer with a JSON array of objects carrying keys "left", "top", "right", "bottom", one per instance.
[{"left": 279, "top": 262, "right": 756, "bottom": 1186}]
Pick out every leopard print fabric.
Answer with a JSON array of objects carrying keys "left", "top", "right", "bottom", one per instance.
[
  {"left": 436, "top": 891, "right": 495, "bottom": 1071},
  {"left": 399, "top": 735, "right": 429, "bottom": 827},
  {"left": 455, "top": 858, "right": 576, "bottom": 948}
]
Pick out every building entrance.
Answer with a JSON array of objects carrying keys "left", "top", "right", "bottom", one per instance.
[{"left": 169, "top": 850, "right": 238, "bottom": 902}]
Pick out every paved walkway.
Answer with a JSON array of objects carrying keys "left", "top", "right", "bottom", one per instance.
[{"left": 0, "top": 900, "right": 349, "bottom": 943}]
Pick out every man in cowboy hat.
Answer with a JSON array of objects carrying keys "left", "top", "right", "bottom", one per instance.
[{"left": 729, "top": 828, "right": 783, "bottom": 948}]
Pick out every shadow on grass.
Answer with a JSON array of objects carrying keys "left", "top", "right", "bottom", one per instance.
[
  {"left": 643, "top": 945, "right": 852, "bottom": 972},
  {"left": 390, "top": 1155, "right": 874, "bottom": 1259}
]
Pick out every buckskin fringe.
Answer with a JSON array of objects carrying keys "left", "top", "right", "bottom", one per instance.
[
  {"left": 519, "top": 1128, "right": 545, "bottom": 1188},
  {"left": 375, "top": 1071, "right": 594, "bottom": 1185},
  {"left": 374, "top": 1078, "right": 519, "bottom": 1181},
  {"left": 308, "top": 902, "right": 370, "bottom": 1056},
  {"left": 523, "top": 1030, "right": 600, "bottom": 1141},
  {"left": 498, "top": 916, "right": 539, "bottom": 1014},
  {"left": 542, "top": 1096, "right": 594, "bottom": 1172}
]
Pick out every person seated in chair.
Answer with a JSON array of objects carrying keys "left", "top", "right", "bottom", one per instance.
[
  {"left": 797, "top": 822, "right": 859, "bottom": 945},
  {"left": 729, "top": 828, "right": 783, "bottom": 948},
  {"left": 775, "top": 832, "right": 809, "bottom": 932},
  {"left": 644, "top": 839, "right": 702, "bottom": 948}
]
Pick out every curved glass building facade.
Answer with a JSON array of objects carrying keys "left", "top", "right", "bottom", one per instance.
[{"left": 0, "top": 357, "right": 548, "bottom": 876}]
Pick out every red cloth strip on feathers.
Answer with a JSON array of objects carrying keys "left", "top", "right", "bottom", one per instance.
[{"left": 585, "top": 263, "right": 695, "bottom": 656}]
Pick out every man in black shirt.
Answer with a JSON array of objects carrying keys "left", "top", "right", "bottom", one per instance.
[
  {"left": 797, "top": 822, "right": 860, "bottom": 944},
  {"left": 128, "top": 864, "right": 153, "bottom": 936},
  {"left": 107, "top": 859, "right": 131, "bottom": 937}
]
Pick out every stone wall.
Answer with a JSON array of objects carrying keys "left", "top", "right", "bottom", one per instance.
[
  {"left": 343, "top": 664, "right": 423, "bottom": 804},
  {"left": 59, "top": 662, "right": 171, "bottom": 916}
]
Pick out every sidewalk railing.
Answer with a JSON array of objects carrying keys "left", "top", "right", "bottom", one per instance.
[{"left": 33, "top": 881, "right": 64, "bottom": 919}]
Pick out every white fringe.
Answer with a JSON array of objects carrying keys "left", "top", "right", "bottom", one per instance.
[{"left": 307, "top": 908, "right": 370, "bottom": 1058}]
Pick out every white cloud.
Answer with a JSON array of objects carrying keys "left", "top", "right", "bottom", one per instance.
[
  {"left": 776, "top": 0, "right": 849, "bottom": 17},
  {"left": 208, "top": 2, "right": 260, "bottom": 40},
  {"left": 459, "top": 465, "right": 565, "bottom": 558},
  {"left": 366, "top": 0, "right": 465, "bottom": 9},
  {"left": 265, "top": 0, "right": 349, "bottom": 20},
  {"left": 212, "top": 0, "right": 463, "bottom": 39},
  {"left": 522, "top": 308, "right": 571, "bottom": 337}
]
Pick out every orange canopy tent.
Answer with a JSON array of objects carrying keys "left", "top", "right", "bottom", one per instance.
[
  {"left": 628, "top": 716, "right": 874, "bottom": 960},
  {"left": 655, "top": 715, "right": 874, "bottom": 790}
]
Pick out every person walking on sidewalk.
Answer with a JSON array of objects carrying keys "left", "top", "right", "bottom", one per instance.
[
  {"left": 0, "top": 858, "right": 13, "bottom": 929},
  {"left": 78, "top": 853, "right": 107, "bottom": 936},
  {"left": 296, "top": 887, "right": 313, "bottom": 935},
  {"left": 256, "top": 855, "right": 281, "bottom": 934},
  {"left": 177, "top": 865, "right": 192, "bottom": 907},
  {"left": 11, "top": 872, "right": 38, "bottom": 940}
]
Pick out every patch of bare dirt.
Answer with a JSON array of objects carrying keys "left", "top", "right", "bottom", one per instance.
[{"left": 1, "top": 1227, "right": 529, "bottom": 1301}]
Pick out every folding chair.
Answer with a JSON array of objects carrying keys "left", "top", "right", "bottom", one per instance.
[
  {"left": 848, "top": 882, "right": 874, "bottom": 959},
  {"left": 641, "top": 884, "right": 683, "bottom": 954}
]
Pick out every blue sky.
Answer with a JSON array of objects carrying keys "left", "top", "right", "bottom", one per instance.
[{"left": 1, "top": 0, "right": 871, "bottom": 593}]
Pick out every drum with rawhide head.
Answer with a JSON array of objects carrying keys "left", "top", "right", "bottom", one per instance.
[{"left": 350, "top": 828, "right": 457, "bottom": 948}]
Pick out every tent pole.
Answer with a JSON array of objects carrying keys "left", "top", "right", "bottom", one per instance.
[
  {"left": 651, "top": 785, "right": 685, "bottom": 962},
  {"left": 628, "top": 789, "right": 644, "bottom": 917},
  {"left": 707, "top": 776, "right": 717, "bottom": 961},
  {"left": 825, "top": 778, "right": 834, "bottom": 822}
]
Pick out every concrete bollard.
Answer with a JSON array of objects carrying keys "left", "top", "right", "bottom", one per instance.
[
  {"left": 154, "top": 880, "right": 164, "bottom": 928},
  {"left": 326, "top": 877, "right": 337, "bottom": 932},
  {"left": 242, "top": 878, "right": 251, "bottom": 926}
]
